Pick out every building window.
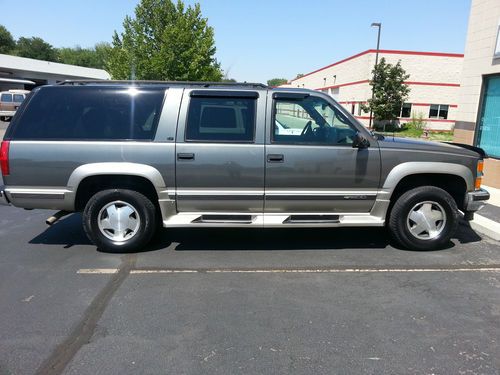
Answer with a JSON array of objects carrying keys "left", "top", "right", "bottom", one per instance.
[
  {"left": 429, "top": 104, "right": 449, "bottom": 119},
  {"left": 351, "top": 103, "right": 355, "bottom": 115},
  {"left": 358, "top": 103, "right": 363, "bottom": 116},
  {"left": 400, "top": 103, "right": 412, "bottom": 118}
]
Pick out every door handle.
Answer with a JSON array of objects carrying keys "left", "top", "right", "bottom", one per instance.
[
  {"left": 177, "top": 153, "right": 195, "bottom": 160},
  {"left": 267, "top": 154, "right": 284, "bottom": 163}
]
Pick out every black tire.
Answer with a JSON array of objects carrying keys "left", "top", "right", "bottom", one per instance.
[
  {"left": 83, "top": 189, "right": 157, "bottom": 253},
  {"left": 388, "top": 186, "right": 459, "bottom": 250}
]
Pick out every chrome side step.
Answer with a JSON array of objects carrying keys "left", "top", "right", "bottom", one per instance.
[
  {"left": 192, "top": 214, "right": 254, "bottom": 224},
  {"left": 163, "top": 212, "right": 384, "bottom": 228},
  {"left": 283, "top": 215, "right": 340, "bottom": 224}
]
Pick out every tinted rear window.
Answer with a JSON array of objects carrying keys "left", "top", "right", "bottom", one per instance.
[
  {"left": 185, "top": 97, "right": 256, "bottom": 142},
  {"left": 10, "top": 86, "right": 165, "bottom": 140}
]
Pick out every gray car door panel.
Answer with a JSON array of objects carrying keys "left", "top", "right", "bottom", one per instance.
[
  {"left": 264, "top": 91, "right": 381, "bottom": 213},
  {"left": 175, "top": 88, "right": 267, "bottom": 213}
]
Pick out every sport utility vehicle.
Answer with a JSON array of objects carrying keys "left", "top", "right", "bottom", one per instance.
[{"left": 0, "top": 81, "right": 490, "bottom": 252}]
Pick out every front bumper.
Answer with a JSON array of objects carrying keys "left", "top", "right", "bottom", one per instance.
[
  {"left": 465, "top": 188, "right": 490, "bottom": 212},
  {"left": 0, "top": 186, "right": 10, "bottom": 206}
]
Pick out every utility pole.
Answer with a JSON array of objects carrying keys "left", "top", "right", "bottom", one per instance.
[{"left": 368, "top": 22, "right": 381, "bottom": 130}]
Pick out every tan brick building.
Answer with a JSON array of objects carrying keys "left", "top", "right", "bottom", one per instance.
[
  {"left": 283, "top": 49, "right": 464, "bottom": 130},
  {"left": 454, "top": 0, "right": 500, "bottom": 187}
]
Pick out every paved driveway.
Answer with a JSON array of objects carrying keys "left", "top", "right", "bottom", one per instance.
[{"left": 0, "top": 197, "right": 499, "bottom": 374}]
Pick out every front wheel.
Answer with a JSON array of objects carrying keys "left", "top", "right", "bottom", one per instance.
[
  {"left": 388, "top": 186, "right": 459, "bottom": 250},
  {"left": 83, "top": 189, "right": 157, "bottom": 253}
]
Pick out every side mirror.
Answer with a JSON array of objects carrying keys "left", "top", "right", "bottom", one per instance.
[{"left": 352, "top": 132, "right": 370, "bottom": 149}]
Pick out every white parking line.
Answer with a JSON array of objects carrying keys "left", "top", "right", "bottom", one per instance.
[
  {"left": 77, "top": 267, "right": 500, "bottom": 274},
  {"left": 77, "top": 268, "right": 119, "bottom": 274}
]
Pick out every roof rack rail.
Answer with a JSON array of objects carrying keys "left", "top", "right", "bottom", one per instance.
[{"left": 57, "top": 80, "right": 268, "bottom": 88}]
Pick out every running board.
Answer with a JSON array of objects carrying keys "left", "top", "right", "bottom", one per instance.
[
  {"left": 283, "top": 215, "right": 340, "bottom": 224},
  {"left": 192, "top": 214, "right": 254, "bottom": 224},
  {"left": 163, "top": 213, "right": 384, "bottom": 228}
]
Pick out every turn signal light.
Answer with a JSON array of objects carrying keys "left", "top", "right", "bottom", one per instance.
[
  {"left": 477, "top": 160, "right": 484, "bottom": 173},
  {"left": 475, "top": 159, "right": 484, "bottom": 190},
  {"left": 475, "top": 177, "right": 483, "bottom": 190},
  {"left": 0, "top": 141, "right": 9, "bottom": 176}
]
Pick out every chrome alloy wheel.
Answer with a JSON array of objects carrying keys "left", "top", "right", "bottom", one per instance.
[
  {"left": 406, "top": 201, "right": 447, "bottom": 240},
  {"left": 97, "top": 201, "right": 141, "bottom": 242}
]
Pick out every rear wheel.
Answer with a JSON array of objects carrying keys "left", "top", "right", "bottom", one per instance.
[
  {"left": 388, "top": 186, "right": 459, "bottom": 250},
  {"left": 83, "top": 189, "right": 157, "bottom": 253}
]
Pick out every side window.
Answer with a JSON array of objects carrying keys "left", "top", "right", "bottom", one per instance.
[
  {"left": 10, "top": 87, "right": 165, "bottom": 140},
  {"left": 13, "top": 94, "right": 25, "bottom": 102},
  {"left": 273, "top": 96, "right": 358, "bottom": 145},
  {"left": 186, "top": 97, "right": 256, "bottom": 142},
  {"left": 1, "top": 93, "right": 12, "bottom": 103}
]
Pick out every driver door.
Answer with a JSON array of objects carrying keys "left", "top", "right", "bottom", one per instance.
[{"left": 264, "top": 92, "right": 381, "bottom": 213}]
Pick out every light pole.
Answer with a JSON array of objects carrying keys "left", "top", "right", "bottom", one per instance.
[{"left": 368, "top": 22, "right": 381, "bottom": 130}]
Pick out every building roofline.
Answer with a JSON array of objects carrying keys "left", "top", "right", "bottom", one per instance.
[
  {"left": 290, "top": 49, "right": 464, "bottom": 82},
  {"left": 0, "top": 53, "right": 111, "bottom": 80}
]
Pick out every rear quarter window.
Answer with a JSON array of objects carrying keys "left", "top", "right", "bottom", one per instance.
[{"left": 9, "top": 86, "right": 165, "bottom": 141}]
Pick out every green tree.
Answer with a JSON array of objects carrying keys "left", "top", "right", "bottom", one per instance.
[
  {"left": 57, "top": 43, "right": 111, "bottom": 69},
  {"left": 267, "top": 78, "right": 288, "bottom": 87},
  {"left": 108, "top": 0, "right": 222, "bottom": 81},
  {"left": 15, "top": 37, "right": 58, "bottom": 61},
  {"left": 361, "top": 58, "right": 410, "bottom": 122},
  {"left": 0, "top": 25, "right": 16, "bottom": 54}
]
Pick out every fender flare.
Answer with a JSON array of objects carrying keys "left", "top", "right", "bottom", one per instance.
[
  {"left": 382, "top": 162, "right": 474, "bottom": 194},
  {"left": 67, "top": 162, "right": 167, "bottom": 191}
]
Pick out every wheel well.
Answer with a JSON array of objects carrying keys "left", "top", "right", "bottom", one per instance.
[
  {"left": 389, "top": 173, "right": 467, "bottom": 212},
  {"left": 74, "top": 175, "right": 159, "bottom": 211}
]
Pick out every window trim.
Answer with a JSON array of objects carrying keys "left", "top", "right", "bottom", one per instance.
[
  {"left": 184, "top": 95, "right": 258, "bottom": 144},
  {"left": 271, "top": 95, "right": 359, "bottom": 147}
]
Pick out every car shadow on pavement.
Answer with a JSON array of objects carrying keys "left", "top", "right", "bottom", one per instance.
[
  {"left": 29, "top": 213, "right": 92, "bottom": 248},
  {"left": 29, "top": 213, "right": 483, "bottom": 253},
  {"left": 159, "top": 220, "right": 483, "bottom": 252}
]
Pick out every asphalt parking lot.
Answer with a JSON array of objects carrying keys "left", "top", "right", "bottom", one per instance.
[
  {"left": 1, "top": 119, "right": 500, "bottom": 374},
  {"left": 0, "top": 188, "right": 499, "bottom": 374}
]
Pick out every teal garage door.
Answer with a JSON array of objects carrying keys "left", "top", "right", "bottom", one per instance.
[{"left": 478, "top": 75, "right": 500, "bottom": 158}]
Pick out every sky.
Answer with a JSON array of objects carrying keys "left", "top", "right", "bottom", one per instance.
[{"left": 0, "top": 0, "right": 471, "bottom": 83}]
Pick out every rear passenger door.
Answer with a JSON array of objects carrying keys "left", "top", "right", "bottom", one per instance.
[{"left": 175, "top": 89, "right": 266, "bottom": 213}]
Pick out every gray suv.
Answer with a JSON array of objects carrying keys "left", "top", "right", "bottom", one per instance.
[{"left": 0, "top": 81, "right": 490, "bottom": 252}]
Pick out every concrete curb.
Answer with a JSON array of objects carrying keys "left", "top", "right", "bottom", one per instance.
[{"left": 470, "top": 214, "right": 500, "bottom": 241}]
